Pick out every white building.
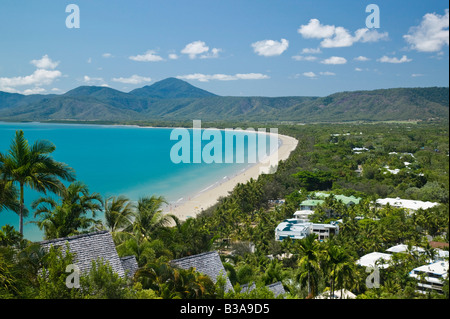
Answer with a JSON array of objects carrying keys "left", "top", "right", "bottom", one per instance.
[
  {"left": 409, "top": 261, "right": 449, "bottom": 295},
  {"left": 375, "top": 197, "right": 440, "bottom": 212},
  {"left": 293, "top": 210, "right": 314, "bottom": 222},
  {"left": 275, "top": 219, "right": 339, "bottom": 242},
  {"left": 356, "top": 252, "right": 392, "bottom": 269}
]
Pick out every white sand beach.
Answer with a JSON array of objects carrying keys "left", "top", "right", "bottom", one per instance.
[{"left": 165, "top": 133, "right": 298, "bottom": 220}]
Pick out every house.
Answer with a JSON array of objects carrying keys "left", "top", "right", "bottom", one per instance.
[
  {"left": 356, "top": 252, "right": 392, "bottom": 269},
  {"left": 296, "top": 193, "right": 361, "bottom": 221},
  {"left": 241, "top": 281, "right": 286, "bottom": 298},
  {"left": 293, "top": 210, "right": 314, "bottom": 222},
  {"left": 39, "top": 230, "right": 138, "bottom": 278},
  {"left": 170, "top": 251, "right": 234, "bottom": 292},
  {"left": 275, "top": 219, "right": 339, "bottom": 242},
  {"left": 386, "top": 244, "right": 426, "bottom": 255},
  {"left": 375, "top": 197, "right": 440, "bottom": 212},
  {"left": 386, "top": 243, "right": 449, "bottom": 261},
  {"left": 409, "top": 261, "right": 449, "bottom": 295}
]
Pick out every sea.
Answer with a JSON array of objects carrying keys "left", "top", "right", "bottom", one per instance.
[{"left": 0, "top": 121, "right": 277, "bottom": 241}]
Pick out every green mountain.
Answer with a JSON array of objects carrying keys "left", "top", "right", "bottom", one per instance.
[
  {"left": 0, "top": 79, "right": 448, "bottom": 123},
  {"left": 129, "top": 77, "right": 217, "bottom": 99}
]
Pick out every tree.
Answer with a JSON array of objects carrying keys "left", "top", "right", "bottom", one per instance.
[
  {"left": 324, "top": 242, "right": 357, "bottom": 298},
  {"left": 32, "top": 181, "right": 102, "bottom": 239},
  {"left": 128, "top": 195, "right": 171, "bottom": 240},
  {"left": 103, "top": 195, "right": 134, "bottom": 234},
  {"left": 0, "top": 130, "right": 76, "bottom": 235},
  {"left": 297, "top": 233, "right": 323, "bottom": 298},
  {"left": 0, "top": 179, "right": 19, "bottom": 214}
]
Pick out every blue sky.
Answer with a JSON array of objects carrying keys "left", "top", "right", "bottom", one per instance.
[{"left": 0, "top": 0, "right": 448, "bottom": 97}]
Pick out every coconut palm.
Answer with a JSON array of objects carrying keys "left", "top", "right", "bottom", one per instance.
[
  {"left": 128, "top": 195, "right": 171, "bottom": 240},
  {"left": 325, "top": 242, "right": 357, "bottom": 298},
  {"left": 103, "top": 195, "right": 134, "bottom": 233},
  {"left": 0, "top": 130, "right": 75, "bottom": 235},
  {"left": 31, "top": 181, "right": 102, "bottom": 239},
  {"left": 0, "top": 179, "right": 19, "bottom": 213},
  {"left": 297, "top": 233, "right": 323, "bottom": 298}
]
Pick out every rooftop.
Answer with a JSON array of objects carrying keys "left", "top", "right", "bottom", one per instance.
[
  {"left": 356, "top": 252, "right": 392, "bottom": 269},
  {"left": 376, "top": 198, "right": 440, "bottom": 211},
  {"left": 39, "top": 230, "right": 134, "bottom": 278},
  {"left": 170, "top": 251, "right": 234, "bottom": 292}
]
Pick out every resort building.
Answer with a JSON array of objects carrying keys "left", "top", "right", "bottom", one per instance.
[
  {"left": 39, "top": 230, "right": 139, "bottom": 278},
  {"left": 375, "top": 197, "right": 440, "bottom": 212},
  {"left": 356, "top": 252, "right": 392, "bottom": 269},
  {"left": 409, "top": 261, "right": 449, "bottom": 295},
  {"left": 275, "top": 219, "right": 339, "bottom": 241}
]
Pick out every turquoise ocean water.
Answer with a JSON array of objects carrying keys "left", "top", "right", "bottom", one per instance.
[{"left": 0, "top": 122, "right": 275, "bottom": 241}]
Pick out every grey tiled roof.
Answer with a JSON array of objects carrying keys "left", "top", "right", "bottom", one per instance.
[
  {"left": 241, "top": 281, "right": 286, "bottom": 297},
  {"left": 39, "top": 230, "right": 125, "bottom": 278},
  {"left": 170, "top": 251, "right": 234, "bottom": 292},
  {"left": 266, "top": 281, "right": 286, "bottom": 297},
  {"left": 120, "top": 255, "right": 139, "bottom": 278}
]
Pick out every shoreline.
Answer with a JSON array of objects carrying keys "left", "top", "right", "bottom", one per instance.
[{"left": 164, "top": 132, "right": 298, "bottom": 220}]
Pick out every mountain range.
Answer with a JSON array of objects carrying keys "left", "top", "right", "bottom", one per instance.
[{"left": 0, "top": 78, "right": 448, "bottom": 123}]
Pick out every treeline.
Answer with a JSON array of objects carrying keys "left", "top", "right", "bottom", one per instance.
[{"left": 0, "top": 121, "right": 449, "bottom": 299}]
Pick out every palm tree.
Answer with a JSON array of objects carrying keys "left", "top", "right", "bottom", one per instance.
[
  {"left": 128, "top": 195, "right": 171, "bottom": 240},
  {"left": 103, "top": 195, "right": 134, "bottom": 233},
  {"left": 0, "top": 179, "right": 19, "bottom": 213},
  {"left": 297, "top": 233, "right": 323, "bottom": 298},
  {"left": 0, "top": 130, "right": 75, "bottom": 235},
  {"left": 325, "top": 242, "right": 357, "bottom": 298},
  {"left": 31, "top": 181, "right": 102, "bottom": 239}
]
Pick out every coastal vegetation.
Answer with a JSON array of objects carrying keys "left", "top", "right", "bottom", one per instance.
[{"left": 0, "top": 120, "right": 448, "bottom": 299}]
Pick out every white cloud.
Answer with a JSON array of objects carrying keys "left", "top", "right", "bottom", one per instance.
[
  {"left": 177, "top": 73, "right": 270, "bottom": 82},
  {"left": 22, "top": 87, "right": 46, "bottom": 95},
  {"left": 129, "top": 50, "right": 164, "bottom": 62},
  {"left": 83, "top": 75, "right": 107, "bottom": 86},
  {"left": 298, "top": 19, "right": 388, "bottom": 48},
  {"left": 200, "top": 48, "right": 222, "bottom": 59},
  {"left": 377, "top": 55, "right": 412, "bottom": 63},
  {"left": 301, "top": 47, "right": 322, "bottom": 54},
  {"left": 181, "top": 41, "right": 210, "bottom": 59},
  {"left": 355, "top": 28, "right": 389, "bottom": 43},
  {"left": 321, "top": 26, "right": 355, "bottom": 48},
  {"left": 404, "top": 9, "right": 449, "bottom": 52},
  {"left": 168, "top": 53, "right": 179, "bottom": 60},
  {"left": 102, "top": 53, "right": 113, "bottom": 58},
  {"left": 298, "top": 19, "right": 335, "bottom": 39},
  {"left": 292, "top": 55, "right": 318, "bottom": 61},
  {"left": 180, "top": 41, "right": 221, "bottom": 59},
  {"left": 355, "top": 67, "right": 363, "bottom": 72},
  {"left": 111, "top": 74, "right": 152, "bottom": 85},
  {"left": 0, "top": 69, "right": 62, "bottom": 92},
  {"left": 354, "top": 56, "right": 370, "bottom": 61},
  {"left": 251, "top": 39, "right": 289, "bottom": 57},
  {"left": 0, "top": 55, "right": 62, "bottom": 94},
  {"left": 321, "top": 56, "right": 347, "bottom": 64},
  {"left": 303, "top": 72, "right": 317, "bottom": 78},
  {"left": 411, "top": 73, "right": 424, "bottom": 77},
  {"left": 30, "top": 55, "right": 60, "bottom": 70},
  {"left": 320, "top": 71, "right": 336, "bottom": 76}
]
